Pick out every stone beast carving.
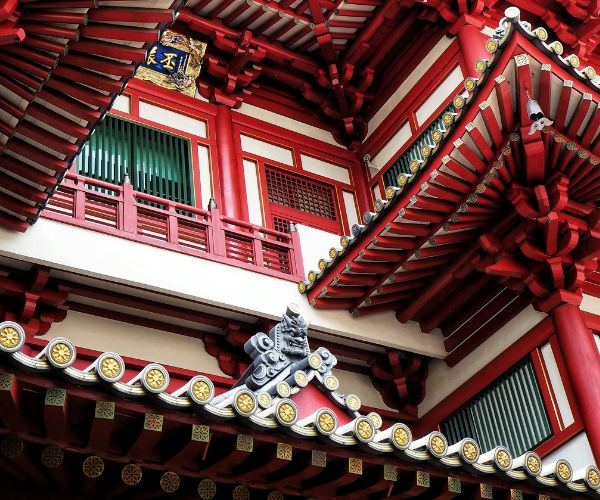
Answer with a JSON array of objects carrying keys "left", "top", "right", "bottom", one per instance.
[{"left": 233, "top": 304, "right": 333, "bottom": 391}]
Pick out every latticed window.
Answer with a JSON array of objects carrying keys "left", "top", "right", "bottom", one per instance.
[
  {"left": 76, "top": 116, "right": 194, "bottom": 206},
  {"left": 441, "top": 358, "right": 552, "bottom": 457},
  {"left": 273, "top": 216, "right": 291, "bottom": 234},
  {"left": 265, "top": 168, "right": 337, "bottom": 221}
]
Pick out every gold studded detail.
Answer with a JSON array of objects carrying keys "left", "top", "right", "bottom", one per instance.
[
  {"left": 428, "top": 433, "right": 447, "bottom": 457},
  {"left": 586, "top": 466, "right": 600, "bottom": 489},
  {"left": 475, "top": 59, "right": 487, "bottom": 72},
  {"left": 234, "top": 390, "right": 256, "bottom": 416},
  {"left": 268, "top": 491, "right": 284, "bottom": 500},
  {"left": 276, "top": 400, "right": 298, "bottom": 426},
  {"left": 258, "top": 392, "right": 272, "bottom": 408},
  {"left": 556, "top": 460, "right": 572, "bottom": 483},
  {"left": 349, "top": 457, "right": 363, "bottom": 475},
  {"left": 160, "top": 471, "right": 180, "bottom": 493},
  {"left": 355, "top": 418, "right": 375, "bottom": 442},
  {"left": 552, "top": 41, "right": 564, "bottom": 55},
  {"left": 568, "top": 54, "right": 580, "bottom": 68},
  {"left": 421, "top": 145, "right": 431, "bottom": 157},
  {"left": 535, "top": 28, "right": 548, "bottom": 41},
  {"left": 236, "top": 434, "right": 253, "bottom": 452},
  {"left": 324, "top": 375, "right": 339, "bottom": 391},
  {"left": 461, "top": 439, "right": 479, "bottom": 463},
  {"left": 83, "top": 456, "right": 104, "bottom": 478},
  {"left": 121, "top": 464, "right": 142, "bottom": 486},
  {"left": 232, "top": 485, "right": 250, "bottom": 500},
  {"left": 276, "top": 443, "right": 292, "bottom": 461},
  {"left": 198, "top": 479, "right": 217, "bottom": 500},
  {"left": 101, "top": 357, "right": 121, "bottom": 378},
  {"left": 0, "top": 326, "right": 21, "bottom": 351},
  {"left": 145, "top": 368, "right": 166, "bottom": 391},
  {"left": 277, "top": 382, "right": 291, "bottom": 398},
  {"left": 525, "top": 452, "right": 541, "bottom": 476},
  {"left": 346, "top": 394, "right": 361, "bottom": 411},
  {"left": 432, "top": 130, "right": 443, "bottom": 142},
  {"left": 453, "top": 95, "right": 465, "bottom": 109},
  {"left": 391, "top": 423, "right": 411, "bottom": 449},
  {"left": 485, "top": 39, "right": 498, "bottom": 53},
  {"left": 294, "top": 370, "right": 308, "bottom": 387},
  {"left": 308, "top": 353, "right": 322, "bottom": 369},
  {"left": 585, "top": 66, "right": 597, "bottom": 79},
  {"left": 464, "top": 78, "right": 477, "bottom": 92},
  {"left": 297, "top": 281, "right": 307, "bottom": 293},
  {"left": 1, "top": 435, "right": 22, "bottom": 458},
  {"left": 307, "top": 270, "right": 316, "bottom": 283},
  {"left": 367, "top": 412, "right": 382, "bottom": 430},
  {"left": 41, "top": 446, "right": 64, "bottom": 468},
  {"left": 318, "top": 259, "right": 326, "bottom": 271},
  {"left": 190, "top": 376, "right": 213, "bottom": 404},
  {"left": 495, "top": 447, "right": 512, "bottom": 470},
  {"left": 442, "top": 113, "right": 454, "bottom": 125},
  {"left": 329, "top": 248, "right": 337, "bottom": 259},
  {"left": 50, "top": 342, "right": 73, "bottom": 367},
  {"left": 340, "top": 236, "right": 349, "bottom": 248},
  {"left": 316, "top": 409, "right": 337, "bottom": 434}
]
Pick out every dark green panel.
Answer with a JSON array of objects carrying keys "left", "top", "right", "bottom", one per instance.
[
  {"left": 441, "top": 358, "right": 552, "bottom": 456},
  {"left": 382, "top": 102, "right": 455, "bottom": 189},
  {"left": 75, "top": 116, "right": 194, "bottom": 207}
]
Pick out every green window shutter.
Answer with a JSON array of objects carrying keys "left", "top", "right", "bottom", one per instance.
[
  {"left": 76, "top": 116, "right": 193, "bottom": 207},
  {"left": 441, "top": 358, "right": 552, "bottom": 457},
  {"left": 382, "top": 102, "right": 454, "bottom": 189}
]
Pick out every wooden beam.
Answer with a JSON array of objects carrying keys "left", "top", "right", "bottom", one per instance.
[
  {"left": 43, "top": 388, "right": 69, "bottom": 443},
  {"left": 127, "top": 413, "right": 164, "bottom": 461},
  {"left": 88, "top": 400, "right": 115, "bottom": 449}
]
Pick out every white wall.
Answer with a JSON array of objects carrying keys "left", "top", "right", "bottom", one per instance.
[
  {"left": 540, "top": 342, "right": 575, "bottom": 427},
  {"left": 296, "top": 224, "right": 344, "bottom": 274},
  {"left": 366, "top": 35, "right": 455, "bottom": 138},
  {"left": 581, "top": 294, "right": 600, "bottom": 316},
  {"left": 419, "top": 305, "right": 547, "bottom": 415},
  {"left": 235, "top": 103, "right": 338, "bottom": 146},
  {"left": 335, "top": 368, "right": 394, "bottom": 410},
  {"left": 138, "top": 101, "right": 207, "bottom": 137},
  {"left": 371, "top": 121, "right": 412, "bottom": 171},
  {"left": 44, "top": 311, "right": 227, "bottom": 377},
  {"left": 543, "top": 432, "right": 596, "bottom": 468},
  {"left": 0, "top": 219, "right": 447, "bottom": 357}
]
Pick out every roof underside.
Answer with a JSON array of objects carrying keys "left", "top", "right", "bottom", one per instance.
[
  {"left": 0, "top": 321, "right": 597, "bottom": 498},
  {"left": 0, "top": 0, "right": 183, "bottom": 232},
  {"left": 300, "top": 18, "right": 600, "bottom": 364},
  {"left": 178, "top": 0, "right": 600, "bottom": 144}
]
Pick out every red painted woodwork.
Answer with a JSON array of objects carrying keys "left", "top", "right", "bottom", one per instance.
[
  {"left": 552, "top": 302, "right": 600, "bottom": 463},
  {"left": 43, "top": 173, "right": 304, "bottom": 281},
  {"left": 452, "top": 16, "right": 488, "bottom": 78},
  {"left": 215, "top": 105, "right": 246, "bottom": 221}
]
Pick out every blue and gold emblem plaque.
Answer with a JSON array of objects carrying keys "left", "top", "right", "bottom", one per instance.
[{"left": 135, "top": 30, "right": 206, "bottom": 97}]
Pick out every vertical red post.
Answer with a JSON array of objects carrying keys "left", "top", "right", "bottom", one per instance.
[
  {"left": 166, "top": 202, "right": 178, "bottom": 245},
  {"left": 451, "top": 15, "right": 488, "bottom": 78},
  {"left": 215, "top": 105, "right": 244, "bottom": 220},
  {"left": 122, "top": 180, "right": 136, "bottom": 234},
  {"left": 552, "top": 302, "right": 600, "bottom": 463},
  {"left": 209, "top": 204, "right": 226, "bottom": 257}
]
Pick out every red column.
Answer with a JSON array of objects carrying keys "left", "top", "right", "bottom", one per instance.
[
  {"left": 552, "top": 302, "right": 600, "bottom": 463},
  {"left": 452, "top": 16, "right": 488, "bottom": 78},
  {"left": 215, "top": 105, "right": 244, "bottom": 220}
]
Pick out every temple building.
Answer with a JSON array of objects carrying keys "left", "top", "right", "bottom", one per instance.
[{"left": 0, "top": 0, "right": 600, "bottom": 497}]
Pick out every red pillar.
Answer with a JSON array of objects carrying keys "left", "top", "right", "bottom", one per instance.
[
  {"left": 552, "top": 302, "right": 600, "bottom": 463},
  {"left": 452, "top": 15, "right": 488, "bottom": 78},
  {"left": 215, "top": 105, "right": 244, "bottom": 220}
]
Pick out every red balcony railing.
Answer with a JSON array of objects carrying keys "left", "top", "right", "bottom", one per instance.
[{"left": 43, "top": 174, "right": 304, "bottom": 280}]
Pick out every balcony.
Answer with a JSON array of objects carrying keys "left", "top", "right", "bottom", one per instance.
[{"left": 43, "top": 173, "right": 303, "bottom": 281}]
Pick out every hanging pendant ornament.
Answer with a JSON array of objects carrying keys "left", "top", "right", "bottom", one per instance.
[{"left": 526, "top": 91, "right": 553, "bottom": 135}]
